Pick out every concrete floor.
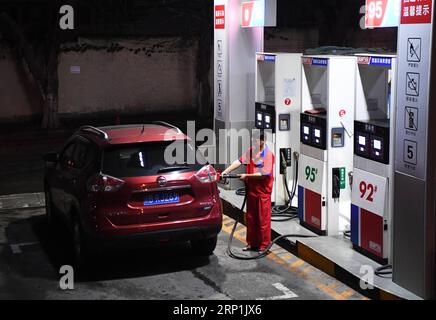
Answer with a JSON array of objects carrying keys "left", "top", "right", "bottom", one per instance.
[
  {"left": 220, "top": 187, "right": 421, "bottom": 300},
  {"left": 0, "top": 207, "right": 366, "bottom": 300}
]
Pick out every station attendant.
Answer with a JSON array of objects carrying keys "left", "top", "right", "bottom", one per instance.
[{"left": 221, "top": 133, "right": 275, "bottom": 252}]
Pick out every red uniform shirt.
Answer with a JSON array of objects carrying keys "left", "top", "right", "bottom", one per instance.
[{"left": 238, "top": 146, "right": 274, "bottom": 195}]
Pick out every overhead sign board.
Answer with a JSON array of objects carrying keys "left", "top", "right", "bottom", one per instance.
[
  {"left": 241, "top": 0, "right": 276, "bottom": 28},
  {"left": 365, "top": 0, "right": 401, "bottom": 28},
  {"left": 400, "top": 0, "right": 432, "bottom": 24}
]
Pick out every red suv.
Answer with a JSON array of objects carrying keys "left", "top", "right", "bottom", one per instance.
[{"left": 43, "top": 122, "right": 222, "bottom": 265}]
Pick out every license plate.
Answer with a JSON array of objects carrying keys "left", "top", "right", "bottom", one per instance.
[{"left": 143, "top": 191, "right": 180, "bottom": 206}]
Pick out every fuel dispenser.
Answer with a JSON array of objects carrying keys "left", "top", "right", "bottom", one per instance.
[
  {"left": 351, "top": 54, "right": 397, "bottom": 264},
  {"left": 298, "top": 55, "right": 355, "bottom": 235},
  {"left": 254, "top": 53, "right": 302, "bottom": 206}
]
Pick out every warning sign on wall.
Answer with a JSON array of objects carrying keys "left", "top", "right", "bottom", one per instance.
[{"left": 395, "top": 0, "right": 434, "bottom": 179}]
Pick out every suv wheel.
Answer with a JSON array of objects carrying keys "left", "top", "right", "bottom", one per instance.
[
  {"left": 191, "top": 236, "right": 217, "bottom": 256},
  {"left": 72, "top": 217, "right": 91, "bottom": 268},
  {"left": 45, "top": 190, "right": 57, "bottom": 227}
]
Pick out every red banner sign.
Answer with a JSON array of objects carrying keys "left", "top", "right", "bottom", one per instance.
[
  {"left": 401, "top": 0, "right": 432, "bottom": 24},
  {"left": 215, "top": 5, "right": 225, "bottom": 29}
]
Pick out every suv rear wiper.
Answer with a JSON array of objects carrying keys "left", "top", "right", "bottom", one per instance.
[{"left": 157, "top": 166, "right": 191, "bottom": 174}]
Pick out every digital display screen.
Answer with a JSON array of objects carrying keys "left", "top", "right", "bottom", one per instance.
[
  {"left": 359, "top": 136, "right": 366, "bottom": 146},
  {"left": 265, "top": 115, "right": 271, "bottom": 123},
  {"left": 374, "top": 139, "right": 381, "bottom": 150},
  {"left": 257, "top": 113, "right": 262, "bottom": 121},
  {"left": 304, "top": 126, "right": 310, "bottom": 135},
  {"left": 314, "top": 129, "right": 321, "bottom": 138}
]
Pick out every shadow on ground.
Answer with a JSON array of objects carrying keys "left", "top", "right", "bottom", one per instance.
[{"left": 3, "top": 213, "right": 212, "bottom": 284}]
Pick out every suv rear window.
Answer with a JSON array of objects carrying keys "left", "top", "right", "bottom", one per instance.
[{"left": 102, "top": 140, "right": 204, "bottom": 178}]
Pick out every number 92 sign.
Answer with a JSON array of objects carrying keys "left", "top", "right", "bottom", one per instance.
[
  {"left": 351, "top": 168, "right": 388, "bottom": 217},
  {"left": 365, "top": 0, "right": 400, "bottom": 29}
]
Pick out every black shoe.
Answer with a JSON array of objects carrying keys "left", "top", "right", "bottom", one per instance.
[{"left": 242, "top": 246, "right": 258, "bottom": 252}]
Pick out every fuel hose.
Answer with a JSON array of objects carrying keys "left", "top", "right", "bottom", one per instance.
[{"left": 221, "top": 173, "right": 315, "bottom": 261}]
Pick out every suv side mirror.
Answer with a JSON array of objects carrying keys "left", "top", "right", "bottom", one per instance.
[{"left": 44, "top": 152, "right": 59, "bottom": 163}]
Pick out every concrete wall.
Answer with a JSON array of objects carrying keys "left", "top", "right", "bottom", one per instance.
[
  {"left": 0, "top": 38, "right": 199, "bottom": 122},
  {"left": 0, "top": 48, "right": 42, "bottom": 120},
  {"left": 264, "top": 27, "right": 397, "bottom": 54},
  {"left": 265, "top": 28, "right": 319, "bottom": 53},
  {"left": 0, "top": 28, "right": 396, "bottom": 122},
  {"left": 58, "top": 38, "right": 198, "bottom": 115}
]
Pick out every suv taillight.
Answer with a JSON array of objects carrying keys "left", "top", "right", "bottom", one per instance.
[
  {"left": 194, "top": 165, "right": 217, "bottom": 184},
  {"left": 87, "top": 174, "right": 125, "bottom": 193}
]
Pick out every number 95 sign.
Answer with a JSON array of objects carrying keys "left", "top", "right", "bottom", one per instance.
[
  {"left": 351, "top": 168, "right": 388, "bottom": 217},
  {"left": 365, "top": 0, "right": 401, "bottom": 29},
  {"left": 298, "top": 154, "right": 325, "bottom": 195}
]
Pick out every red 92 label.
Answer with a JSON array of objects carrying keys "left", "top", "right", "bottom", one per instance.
[{"left": 359, "top": 181, "right": 377, "bottom": 202}]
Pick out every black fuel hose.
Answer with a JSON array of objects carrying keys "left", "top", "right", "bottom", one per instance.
[
  {"left": 271, "top": 154, "right": 299, "bottom": 221},
  {"left": 343, "top": 230, "right": 351, "bottom": 239},
  {"left": 226, "top": 190, "right": 315, "bottom": 260},
  {"left": 235, "top": 187, "right": 246, "bottom": 196},
  {"left": 375, "top": 264, "right": 392, "bottom": 277}
]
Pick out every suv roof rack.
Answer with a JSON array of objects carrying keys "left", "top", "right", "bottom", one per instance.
[
  {"left": 152, "top": 121, "right": 183, "bottom": 133},
  {"left": 79, "top": 126, "right": 109, "bottom": 140}
]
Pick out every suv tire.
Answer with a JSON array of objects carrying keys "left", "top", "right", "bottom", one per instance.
[
  {"left": 191, "top": 236, "right": 217, "bottom": 256},
  {"left": 72, "top": 216, "right": 92, "bottom": 269},
  {"left": 45, "top": 190, "right": 58, "bottom": 228}
]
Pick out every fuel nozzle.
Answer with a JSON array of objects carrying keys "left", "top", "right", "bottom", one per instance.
[
  {"left": 281, "top": 152, "right": 287, "bottom": 174},
  {"left": 220, "top": 173, "right": 242, "bottom": 184},
  {"left": 293, "top": 151, "right": 300, "bottom": 161},
  {"left": 221, "top": 173, "right": 242, "bottom": 179},
  {"left": 332, "top": 168, "right": 341, "bottom": 202},
  {"left": 348, "top": 171, "right": 354, "bottom": 190}
]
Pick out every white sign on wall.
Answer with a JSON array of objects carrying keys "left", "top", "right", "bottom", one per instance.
[
  {"left": 395, "top": 0, "right": 433, "bottom": 180},
  {"left": 70, "top": 66, "right": 81, "bottom": 74}
]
